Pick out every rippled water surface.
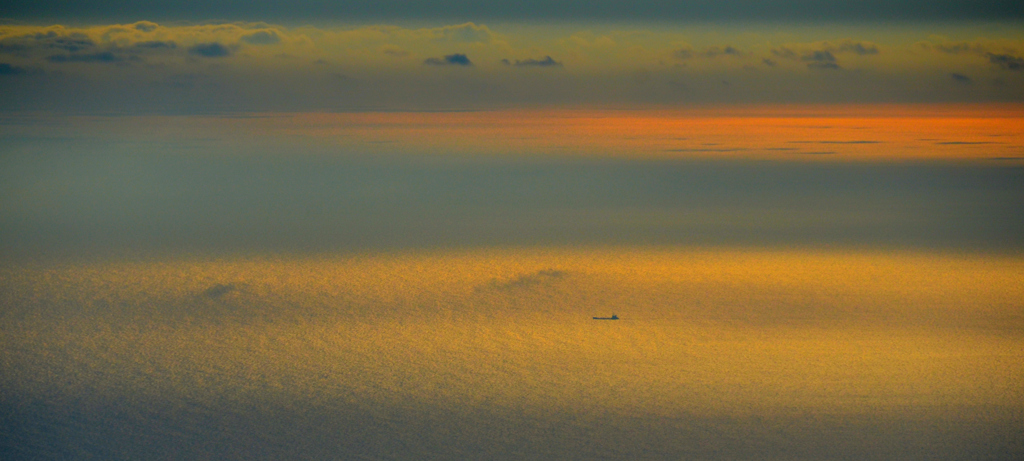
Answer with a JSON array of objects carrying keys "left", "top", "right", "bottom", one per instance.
[{"left": 3, "top": 248, "right": 1021, "bottom": 459}]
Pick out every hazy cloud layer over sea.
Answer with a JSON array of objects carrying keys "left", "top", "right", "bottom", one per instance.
[{"left": 2, "top": 22, "right": 1023, "bottom": 112}]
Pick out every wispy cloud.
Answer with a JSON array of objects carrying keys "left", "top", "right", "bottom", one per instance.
[
  {"left": 188, "top": 42, "right": 231, "bottom": 58},
  {"left": 675, "top": 45, "right": 747, "bottom": 60},
  {"left": 918, "top": 39, "right": 1024, "bottom": 71},
  {"left": 0, "top": 22, "right": 1022, "bottom": 111},
  {"left": 241, "top": 30, "right": 281, "bottom": 45},
  {"left": 47, "top": 51, "right": 128, "bottom": 63},
  {"left": 802, "top": 50, "right": 840, "bottom": 70},
  {"left": 0, "top": 62, "right": 26, "bottom": 74},
  {"left": 987, "top": 53, "right": 1024, "bottom": 71},
  {"left": 950, "top": 72, "right": 973, "bottom": 84},
  {"left": 424, "top": 53, "right": 472, "bottom": 66},
  {"left": 770, "top": 40, "right": 880, "bottom": 70},
  {"left": 501, "top": 56, "right": 562, "bottom": 67}
]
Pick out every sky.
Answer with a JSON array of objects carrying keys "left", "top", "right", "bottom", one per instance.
[{"left": 1, "top": 3, "right": 1024, "bottom": 112}]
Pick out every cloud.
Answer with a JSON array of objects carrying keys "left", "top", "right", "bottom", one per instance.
[
  {"left": 503, "top": 55, "right": 562, "bottom": 67},
  {"left": 674, "top": 44, "right": 746, "bottom": 60},
  {"left": 0, "top": 24, "right": 186, "bottom": 64},
  {"left": 702, "top": 45, "right": 745, "bottom": 58},
  {"left": 382, "top": 46, "right": 409, "bottom": 57},
  {"left": 0, "top": 29, "right": 96, "bottom": 56},
  {"left": 771, "top": 47, "right": 797, "bottom": 59},
  {"left": 1, "top": 27, "right": 180, "bottom": 64},
  {"left": 0, "top": 62, "right": 26, "bottom": 75},
  {"left": 132, "top": 40, "right": 177, "bottom": 50},
  {"left": 0, "top": 22, "right": 301, "bottom": 65},
  {"left": 432, "top": 23, "right": 494, "bottom": 43},
  {"left": 921, "top": 40, "right": 993, "bottom": 55},
  {"left": 133, "top": 21, "right": 159, "bottom": 33},
  {"left": 1, "top": 21, "right": 1022, "bottom": 111},
  {"left": 241, "top": 30, "right": 281, "bottom": 45},
  {"left": 802, "top": 50, "right": 840, "bottom": 70},
  {"left": 987, "top": 53, "right": 1024, "bottom": 71},
  {"left": 673, "top": 47, "right": 695, "bottom": 59},
  {"left": 189, "top": 42, "right": 231, "bottom": 58},
  {"left": 937, "top": 43, "right": 983, "bottom": 54},
  {"left": 807, "top": 62, "right": 840, "bottom": 70},
  {"left": 919, "top": 40, "right": 1024, "bottom": 66},
  {"left": 917, "top": 39, "right": 1024, "bottom": 71},
  {"left": 835, "top": 41, "right": 879, "bottom": 55},
  {"left": 317, "top": 22, "right": 498, "bottom": 51},
  {"left": 950, "top": 73, "right": 973, "bottom": 84},
  {"left": 424, "top": 53, "right": 472, "bottom": 66},
  {"left": 770, "top": 40, "right": 879, "bottom": 70},
  {"left": 47, "top": 51, "right": 126, "bottom": 63}
]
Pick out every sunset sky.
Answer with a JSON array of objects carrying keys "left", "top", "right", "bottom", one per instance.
[
  {"left": 1, "top": 1, "right": 1023, "bottom": 112},
  {"left": 2, "top": 2, "right": 1023, "bottom": 460}
]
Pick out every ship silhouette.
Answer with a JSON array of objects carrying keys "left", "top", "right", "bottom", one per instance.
[{"left": 592, "top": 314, "right": 619, "bottom": 320}]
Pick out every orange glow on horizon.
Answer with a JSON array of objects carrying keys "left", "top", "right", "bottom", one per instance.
[
  {"left": 242, "top": 104, "right": 1024, "bottom": 161},
  {"left": 10, "top": 104, "right": 1021, "bottom": 162}
]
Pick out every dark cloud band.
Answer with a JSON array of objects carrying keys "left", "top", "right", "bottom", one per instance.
[{"left": 424, "top": 53, "right": 472, "bottom": 66}]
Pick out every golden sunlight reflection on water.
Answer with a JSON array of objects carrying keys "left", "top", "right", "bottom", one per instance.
[{"left": 2, "top": 247, "right": 1022, "bottom": 458}]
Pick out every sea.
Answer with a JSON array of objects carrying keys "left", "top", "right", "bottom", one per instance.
[
  {"left": 1, "top": 121, "right": 1022, "bottom": 459},
  {"left": 2, "top": 248, "right": 1022, "bottom": 459}
]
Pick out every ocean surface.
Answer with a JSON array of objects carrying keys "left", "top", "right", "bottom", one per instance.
[
  {"left": 2, "top": 113, "right": 1023, "bottom": 459},
  {"left": 2, "top": 249, "right": 1022, "bottom": 460}
]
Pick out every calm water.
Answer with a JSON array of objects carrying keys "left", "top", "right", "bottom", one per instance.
[
  {"left": 2, "top": 119, "right": 1022, "bottom": 458},
  {"left": 2, "top": 249, "right": 1022, "bottom": 460}
]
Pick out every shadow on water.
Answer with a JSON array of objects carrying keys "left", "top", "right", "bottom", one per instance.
[{"left": 2, "top": 393, "right": 1021, "bottom": 460}]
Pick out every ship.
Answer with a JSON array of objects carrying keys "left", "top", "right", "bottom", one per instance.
[{"left": 593, "top": 314, "right": 619, "bottom": 320}]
